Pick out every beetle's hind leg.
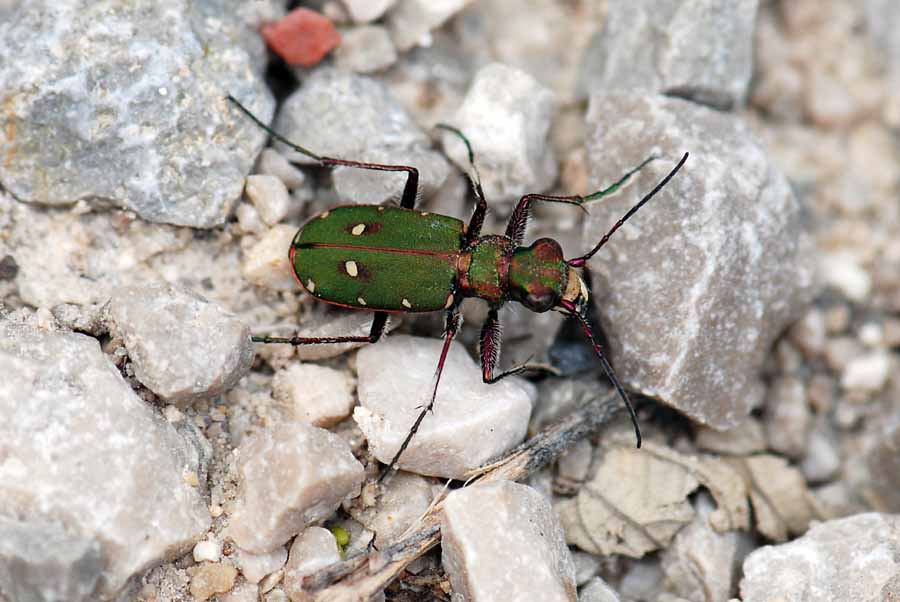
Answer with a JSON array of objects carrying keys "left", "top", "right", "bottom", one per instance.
[
  {"left": 226, "top": 95, "right": 420, "bottom": 209},
  {"left": 251, "top": 312, "right": 388, "bottom": 345}
]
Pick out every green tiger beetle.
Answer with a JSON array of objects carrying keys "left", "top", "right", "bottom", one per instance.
[{"left": 227, "top": 95, "right": 688, "bottom": 478}]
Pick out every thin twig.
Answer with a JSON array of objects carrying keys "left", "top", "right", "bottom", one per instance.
[{"left": 302, "top": 391, "right": 622, "bottom": 601}]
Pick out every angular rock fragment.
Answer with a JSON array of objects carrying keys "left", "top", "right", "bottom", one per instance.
[
  {"left": 578, "top": 0, "right": 759, "bottom": 109},
  {"left": 741, "top": 513, "right": 900, "bottom": 602},
  {"left": 333, "top": 25, "right": 398, "bottom": 74},
  {"left": 0, "top": 1, "right": 273, "bottom": 227},
  {"left": 348, "top": 471, "right": 436, "bottom": 546},
  {"left": 386, "top": 0, "right": 472, "bottom": 52},
  {"left": 108, "top": 282, "right": 254, "bottom": 406},
  {"left": 234, "top": 546, "right": 288, "bottom": 585},
  {"left": 354, "top": 335, "right": 532, "bottom": 479},
  {"left": 189, "top": 562, "right": 238, "bottom": 602},
  {"left": 273, "top": 364, "right": 356, "bottom": 427},
  {"left": 442, "top": 63, "right": 557, "bottom": 203},
  {"left": 246, "top": 175, "right": 291, "bottom": 226},
  {"left": 283, "top": 527, "right": 341, "bottom": 602},
  {"left": 241, "top": 225, "right": 299, "bottom": 291},
  {"left": 273, "top": 69, "right": 449, "bottom": 204},
  {"left": 344, "top": 0, "right": 396, "bottom": 24},
  {"left": 661, "top": 494, "right": 753, "bottom": 602},
  {"left": 0, "top": 319, "right": 210, "bottom": 600},
  {"left": 441, "top": 481, "right": 577, "bottom": 602},
  {"left": 582, "top": 94, "right": 816, "bottom": 429},
  {"left": 226, "top": 423, "right": 364, "bottom": 553},
  {"left": 261, "top": 7, "right": 340, "bottom": 67},
  {"left": 764, "top": 376, "right": 811, "bottom": 459}
]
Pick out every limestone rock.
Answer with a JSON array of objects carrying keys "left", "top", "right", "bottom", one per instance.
[
  {"left": 0, "top": 318, "right": 210, "bottom": 600},
  {"left": 226, "top": 422, "right": 364, "bottom": 553},
  {"left": 354, "top": 335, "right": 532, "bottom": 479},
  {"left": 741, "top": 513, "right": 900, "bottom": 602},
  {"left": 283, "top": 527, "right": 341, "bottom": 602},
  {"left": 272, "top": 364, "right": 356, "bottom": 428},
  {"left": 108, "top": 282, "right": 254, "bottom": 406},
  {"left": 442, "top": 481, "right": 577, "bottom": 602},
  {"left": 582, "top": 94, "right": 816, "bottom": 429},
  {"left": 0, "top": 0, "right": 273, "bottom": 227}
]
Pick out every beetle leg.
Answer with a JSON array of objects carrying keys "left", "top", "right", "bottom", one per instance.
[
  {"left": 226, "top": 95, "right": 420, "bottom": 209},
  {"left": 378, "top": 307, "right": 462, "bottom": 482},
  {"left": 435, "top": 124, "right": 489, "bottom": 243},
  {"left": 505, "top": 155, "right": 660, "bottom": 246},
  {"left": 479, "top": 307, "right": 560, "bottom": 383},
  {"left": 251, "top": 312, "right": 388, "bottom": 345}
]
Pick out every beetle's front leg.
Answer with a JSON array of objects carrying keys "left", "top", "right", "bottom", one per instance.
[{"left": 479, "top": 308, "right": 560, "bottom": 383}]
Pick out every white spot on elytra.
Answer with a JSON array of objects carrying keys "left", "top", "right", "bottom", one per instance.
[
  {"left": 444, "top": 293, "right": 454, "bottom": 309},
  {"left": 357, "top": 297, "right": 367, "bottom": 306},
  {"left": 351, "top": 223, "right": 366, "bottom": 236},
  {"left": 306, "top": 279, "right": 316, "bottom": 293},
  {"left": 402, "top": 298, "right": 412, "bottom": 309},
  {"left": 345, "top": 260, "right": 358, "bottom": 277}
]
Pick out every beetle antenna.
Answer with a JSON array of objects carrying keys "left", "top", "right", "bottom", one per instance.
[
  {"left": 435, "top": 124, "right": 486, "bottom": 203},
  {"left": 565, "top": 302, "right": 641, "bottom": 447},
  {"left": 568, "top": 152, "right": 689, "bottom": 267},
  {"left": 226, "top": 94, "right": 323, "bottom": 163}
]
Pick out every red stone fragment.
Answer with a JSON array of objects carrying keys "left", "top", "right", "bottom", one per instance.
[{"left": 261, "top": 8, "right": 341, "bottom": 68}]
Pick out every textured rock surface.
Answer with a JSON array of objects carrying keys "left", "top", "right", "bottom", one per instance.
[
  {"left": 386, "top": 0, "right": 472, "bottom": 52},
  {"left": 344, "top": 0, "right": 396, "bottom": 24},
  {"left": 233, "top": 545, "right": 287, "bottom": 585},
  {"left": 108, "top": 282, "right": 254, "bottom": 406},
  {"left": 226, "top": 422, "right": 364, "bottom": 553},
  {"left": 354, "top": 335, "right": 532, "bottom": 479},
  {"left": 741, "top": 513, "right": 900, "bottom": 602},
  {"left": 350, "top": 471, "right": 436, "bottom": 546},
  {"left": 0, "top": 318, "right": 210, "bottom": 600},
  {"left": 441, "top": 481, "right": 577, "bottom": 602},
  {"left": 283, "top": 527, "right": 341, "bottom": 602},
  {"left": 272, "top": 363, "right": 356, "bottom": 427},
  {"left": 441, "top": 63, "right": 557, "bottom": 203},
  {"left": 578, "top": 0, "right": 758, "bottom": 109},
  {"left": 579, "top": 578, "right": 621, "bottom": 602},
  {"left": 273, "top": 69, "right": 449, "bottom": 204},
  {"left": 333, "top": 25, "right": 398, "bottom": 74},
  {"left": 582, "top": 94, "right": 817, "bottom": 429},
  {"left": 0, "top": 0, "right": 274, "bottom": 227}
]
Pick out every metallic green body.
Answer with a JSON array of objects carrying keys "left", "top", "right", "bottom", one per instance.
[
  {"left": 458, "top": 236, "right": 513, "bottom": 306},
  {"left": 292, "top": 205, "right": 464, "bottom": 312}
]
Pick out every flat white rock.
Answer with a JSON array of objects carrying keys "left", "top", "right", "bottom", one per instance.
[
  {"left": 283, "top": 527, "right": 342, "bottom": 601},
  {"left": 354, "top": 335, "right": 532, "bottom": 479},
  {"left": 441, "top": 481, "right": 577, "bottom": 602},
  {"left": 273, "top": 363, "right": 356, "bottom": 427},
  {"left": 226, "top": 422, "right": 364, "bottom": 553}
]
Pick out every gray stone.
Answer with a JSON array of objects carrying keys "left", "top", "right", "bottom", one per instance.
[
  {"left": 272, "top": 363, "right": 356, "bottom": 428},
  {"left": 0, "top": 517, "right": 103, "bottom": 602},
  {"left": 740, "top": 513, "right": 900, "bottom": 602},
  {"left": 241, "top": 225, "right": 299, "bottom": 291},
  {"left": 354, "top": 335, "right": 532, "bottom": 479},
  {"left": 764, "top": 376, "right": 811, "bottom": 460},
  {"left": 234, "top": 546, "right": 288, "bottom": 585},
  {"left": 257, "top": 148, "right": 308, "bottom": 191},
  {"left": 661, "top": 494, "right": 751, "bottom": 602},
  {"left": 226, "top": 422, "right": 364, "bottom": 553},
  {"left": 441, "top": 481, "right": 577, "bottom": 602},
  {"left": 577, "top": 0, "right": 758, "bottom": 109},
  {"left": 349, "top": 471, "right": 436, "bottom": 547},
  {"left": 332, "top": 144, "right": 449, "bottom": 205},
  {"left": 107, "top": 282, "right": 254, "bottom": 406},
  {"left": 246, "top": 175, "right": 290, "bottom": 226},
  {"left": 441, "top": 63, "right": 557, "bottom": 203},
  {"left": 859, "top": 422, "right": 900, "bottom": 512},
  {"left": 283, "top": 527, "right": 341, "bottom": 602},
  {"left": 0, "top": 318, "right": 210, "bottom": 600},
  {"left": 386, "top": 0, "right": 472, "bottom": 52},
  {"left": 579, "top": 578, "right": 621, "bottom": 602},
  {"left": 0, "top": 0, "right": 274, "bottom": 228},
  {"left": 333, "top": 25, "right": 398, "bottom": 74},
  {"left": 344, "top": 0, "right": 396, "bottom": 24},
  {"left": 581, "top": 94, "right": 816, "bottom": 429}
]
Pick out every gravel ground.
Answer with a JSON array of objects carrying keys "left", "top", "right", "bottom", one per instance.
[{"left": 1, "top": 1, "right": 899, "bottom": 601}]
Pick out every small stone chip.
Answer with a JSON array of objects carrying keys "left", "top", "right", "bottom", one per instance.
[{"left": 190, "top": 562, "right": 238, "bottom": 601}]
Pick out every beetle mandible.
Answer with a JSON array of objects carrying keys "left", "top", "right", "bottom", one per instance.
[{"left": 228, "top": 95, "right": 688, "bottom": 477}]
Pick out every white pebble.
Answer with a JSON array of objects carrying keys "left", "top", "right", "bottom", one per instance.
[
  {"left": 858, "top": 322, "right": 884, "bottom": 347},
  {"left": 245, "top": 175, "right": 290, "bottom": 226},
  {"left": 821, "top": 252, "right": 871, "bottom": 302},
  {"left": 257, "top": 148, "right": 307, "bottom": 190},
  {"left": 241, "top": 225, "right": 298, "bottom": 291},
  {"left": 193, "top": 539, "right": 221, "bottom": 562},
  {"left": 841, "top": 351, "right": 891, "bottom": 392}
]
